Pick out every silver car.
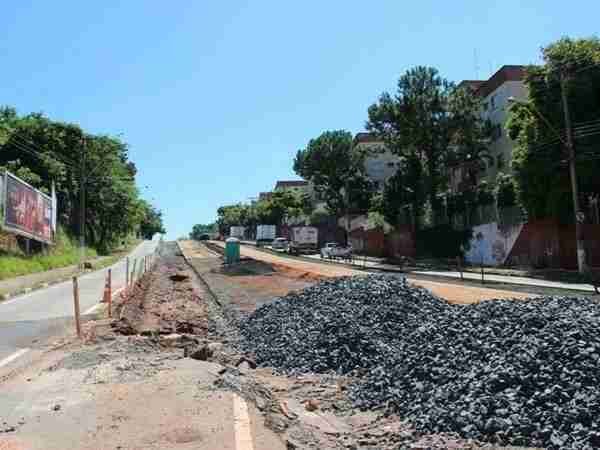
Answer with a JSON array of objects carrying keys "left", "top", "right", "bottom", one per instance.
[{"left": 271, "top": 237, "right": 289, "bottom": 251}]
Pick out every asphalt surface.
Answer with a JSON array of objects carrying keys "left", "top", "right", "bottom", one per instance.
[{"left": 0, "top": 239, "right": 159, "bottom": 363}]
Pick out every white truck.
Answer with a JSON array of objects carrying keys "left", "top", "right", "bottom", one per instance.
[
  {"left": 256, "top": 225, "right": 276, "bottom": 246},
  {"left": 229, "top": 226, "right": 245, "bottom": 240},
  {"left": 288, "top": 226, "right": 318, "bottom": 255}
]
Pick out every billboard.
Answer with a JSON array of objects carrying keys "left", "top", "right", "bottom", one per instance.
[{"left": 2, "top": 172, "right": 54, "bottom": 244}]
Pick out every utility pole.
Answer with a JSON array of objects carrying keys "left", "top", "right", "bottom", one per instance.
[
  {"left": 79, "top": 135, "right": 86, "bottom": 269},
  {"left": 560, "top": 70, "right": 586, "bottom": 273}
]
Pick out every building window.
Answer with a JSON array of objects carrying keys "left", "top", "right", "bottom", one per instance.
[
  {"left": 386, "top": 162, "right": 395, "bottom": 168},
  {"left": 497, "top": 154, "right": 505, "bottom": 169},
  {"left": 483, "top": 102, "right": 489, "bottom": 111},
  {"left": 490, "top": 95, "right": 496, "bottom": 110}
]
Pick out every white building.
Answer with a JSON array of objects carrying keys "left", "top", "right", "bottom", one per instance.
[
  {"left": 456, "top": 66, "right": 527, "bottom": 186},
  {"left": 354, "top": 132, "right": 400, "bottom": 192}
]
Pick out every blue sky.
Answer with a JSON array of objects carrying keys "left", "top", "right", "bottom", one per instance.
[{"left": 1, "top": 1, "right": 598, "bottom": 238}]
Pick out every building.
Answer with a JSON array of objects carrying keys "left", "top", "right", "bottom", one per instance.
[
  {"left": 463, "top": 65, "right": 527, "bottom": 185},
  {"left": 273, "top": 180, "right": 309, "bottom": 194},
  {"left": 353, "top": 132, "right": 400, "bottom": 192},
  {"left": 258, "top": 192, "right": 273, "bottom": 202}
]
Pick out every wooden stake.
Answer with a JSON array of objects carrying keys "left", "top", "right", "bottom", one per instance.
[
  {"left": 107, "top": 268, "right": 112, "bottom": 318},
  {"left": 126, "top": 257, "right": 130, "bottom": 287},
  {"left": 101, "top": 274, "right": 108, "bottom": 303},
  {"left": 72, "top": 276, "right": 82, "bottom": 338}
]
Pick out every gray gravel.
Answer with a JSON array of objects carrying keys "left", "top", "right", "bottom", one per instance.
[{"left": 240, "top": 275, "right": 600, "bottom": 449}]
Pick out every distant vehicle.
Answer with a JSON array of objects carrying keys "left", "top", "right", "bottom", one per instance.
[
  {"left": 271, "top": 237, "right": 289, "bottom": 251},
  {"left": 256, "top": 225, "right": 276, "bottom": 246},
  {"left": 288, "top": 226, "right": 318, "bottom": 255},
  {"left": 229, "top": 226, "right": 245, "bottom": 239},
  {"left": 199, "top": 233, "right": 210, "bottom": 241},
  {"left": 321, "top": 242, "right": 353, "bottom": 260}
]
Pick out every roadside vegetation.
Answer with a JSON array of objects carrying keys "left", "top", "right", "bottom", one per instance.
[
  {"left": 0, "top": 107, "right": 165, "bottom": 280},
  {"left": 207, "top": 36, "right": 600, "bottom": 261},
  {"left": 0, "top": 107, "right": 165, "bottom": 255},
  {"left": 0, "top": 228, "right": 97, "bottom": 280}
]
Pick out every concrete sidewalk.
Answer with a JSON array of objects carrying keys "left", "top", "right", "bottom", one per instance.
[{"left": 411, "top": 269, "right": 597, "bottom": 293}]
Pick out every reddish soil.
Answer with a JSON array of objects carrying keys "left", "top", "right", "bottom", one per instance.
[
  {"left": 114, "top": 257, "right": 209, "bottom": 335},
  {"left": 210, "top": 242, "right": 535, "bottom": 304}
]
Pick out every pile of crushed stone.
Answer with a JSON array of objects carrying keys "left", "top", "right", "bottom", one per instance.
[{"left": 240, "top": 275, "right": 600, "bottom": 449}]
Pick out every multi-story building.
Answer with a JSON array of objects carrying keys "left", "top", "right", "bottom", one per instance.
[
  {"left": 273, "top": 180, "right": 309, "bottom": 195},
  {"left": 353, "top": 132, "right": 400, "bottom": 192},
  {"left": 456, "top": 65, "right": 527, "bottom": 188},
  {"left": 258, "top": 191, "right": 273, "bottom": 202}
]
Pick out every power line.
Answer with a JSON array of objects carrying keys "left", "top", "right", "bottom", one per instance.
[
  {"left": 7, "top": 134, "right": 78, "bottom": 169},
  {"left": 10, "top": 133, "right": 77, "bottom": 167}
]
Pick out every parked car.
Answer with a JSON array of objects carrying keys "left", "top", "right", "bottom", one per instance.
[
  {"left": 320, "top": 242, "right": 353, "bottom": 260},
  {"left": 271, "top": 237, "right": 289, "bottom": 251}
]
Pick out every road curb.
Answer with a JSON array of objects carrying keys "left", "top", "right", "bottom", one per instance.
[{"left": 176, "top": 241, "right": 223, "bottom": 307}]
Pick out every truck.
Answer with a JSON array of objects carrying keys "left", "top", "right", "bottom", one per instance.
[
  {"left": 288, "top": 226, "right": 318, "bottom": 255},
  {"left": 256, "top": 225, "right": 276, "bottom": 246},
  {"left": 229, "top": 226, "right": 245, "bottom": 240}
]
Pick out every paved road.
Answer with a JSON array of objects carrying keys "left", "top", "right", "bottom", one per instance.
[{"left": 0, "top": 239, "right": 159, "bottom": 363}]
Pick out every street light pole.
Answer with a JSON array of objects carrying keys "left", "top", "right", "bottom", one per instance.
[{"left": 560, "top": 71, "right": 586, "bottom": 273}]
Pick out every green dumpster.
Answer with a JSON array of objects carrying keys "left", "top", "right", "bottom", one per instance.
[{"left": 225, "top": 237, "right": 240, "bottom": 264}]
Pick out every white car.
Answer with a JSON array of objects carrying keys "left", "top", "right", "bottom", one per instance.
[
  {"left": 320, "top": 242, "right": 352, "bottom": 260},
  {"left": 271, "top": 237, "right": 289, "bottom": 251}
]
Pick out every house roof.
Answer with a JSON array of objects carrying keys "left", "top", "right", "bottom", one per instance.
[
  {"left": 457, "top": 80, "right": 485, "bottom": 91},
  {"left": 354, "top": 132, "right": 383, "bottom": 144},
  {"left": 457, "top": 66, "right": 525, "bottom": 99},
  {"left": 274, "top": 180, "right": 308, "bottom": 189},
  {"left": 475, "top": 65, "right": 525, "bottom": 98}
]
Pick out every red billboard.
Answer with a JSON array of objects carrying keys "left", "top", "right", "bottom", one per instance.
[{"left": 3, "top": 172, "right": 54, "bottom": 244}]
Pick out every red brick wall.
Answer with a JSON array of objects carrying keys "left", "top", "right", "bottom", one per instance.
[
  {"left": 506, "top": 219, "right": 600, "bottom": 269},
  {"left": 384, "top": 226, "right": 416, "bottom": 259}
]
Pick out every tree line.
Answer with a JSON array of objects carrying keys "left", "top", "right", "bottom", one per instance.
[
  {"left": 295, "top": 37, "right": 600, "bottom": 231},
  {"left": 200, "top": 37, "right": 600, "bottom": 242},
  {"left": 0, "top": 107, "right": 165, "bottom": 253}
]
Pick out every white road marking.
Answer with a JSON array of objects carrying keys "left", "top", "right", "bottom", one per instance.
[
  {"left": 233, "top": 393, "right": 254, "bottom": 450},
  {"left": 0, "top": 348, "right": 30, "bottom": 369}
]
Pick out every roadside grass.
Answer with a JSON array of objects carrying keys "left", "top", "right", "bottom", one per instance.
[{"left": 0, "top": 229, "right": 97, "bottom": 280}]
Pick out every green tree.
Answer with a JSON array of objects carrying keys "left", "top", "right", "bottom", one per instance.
[
  {"left": 368, "top": 67, "right": 453, "bottom": 212},
  {"left": 139, "top": 202, "right": 165, "bottom": 239},
  {"left": 0, "top": 108, "right": 160, "bottom": 252},
  {"left": 294, "top": 130, "right": 374, "bottom": 217},
  {"left": 368, "top": 67, "right": 492, "bottom": 228},
  {"left": 447, "top": 87, "right": 494, "bottom": 187},
  {"left": 189, "top": 223, "right": 216, "bottom": 240},
  {"left": 507, "top": 37, "right": 600, "bottom": 221}
]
